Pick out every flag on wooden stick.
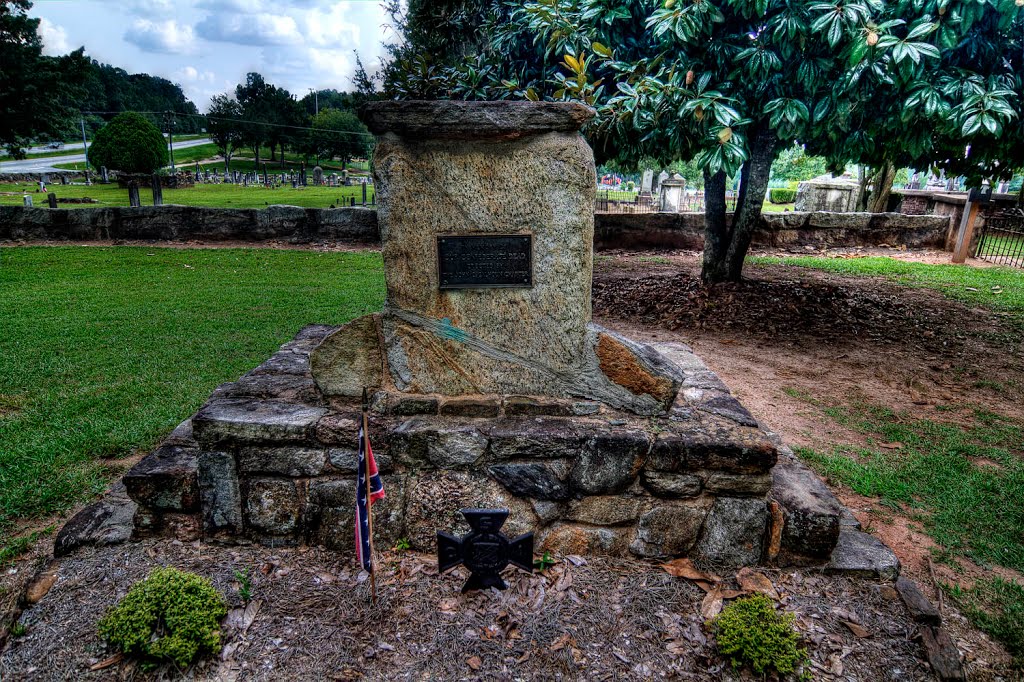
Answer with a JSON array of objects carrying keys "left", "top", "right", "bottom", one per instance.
[{"left": 355, "top": 390, "right": 384, "bottom": 574}]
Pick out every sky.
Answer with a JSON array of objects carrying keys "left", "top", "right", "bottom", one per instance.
[{"left": 30, "top": 0, "right": 394, "bottom": 111}]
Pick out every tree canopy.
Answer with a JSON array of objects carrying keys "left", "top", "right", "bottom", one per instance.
[
  {"left": 88, "top": 111, "right": 168, "bottom": 174},
  {"left": 303, "top": 108, "right": 370, "bottom": 166},
  {"left": 0, "top": 0, "right": 88, "bottom": 157},
  {"left": 383, "top": 0, "right": 1024, "bottom": 282}
]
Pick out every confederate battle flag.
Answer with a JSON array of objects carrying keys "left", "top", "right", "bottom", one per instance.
[{"left": 355, "top": 418, "right": 385, "bottom": 573}]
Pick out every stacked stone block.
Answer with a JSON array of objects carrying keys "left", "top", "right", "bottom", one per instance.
[{"left": 124, "top": 325, "right": 792, "bottom": 566}]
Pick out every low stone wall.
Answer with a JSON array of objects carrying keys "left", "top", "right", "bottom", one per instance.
[
  {"left": 593, "top": 211, "right": 951, "bottom": 250},
  {"left": 2, "top": 205, "right": 950, "bottom": 250},
  {"left": 0, "top": 204, "right": 378, "bottom": 243}
]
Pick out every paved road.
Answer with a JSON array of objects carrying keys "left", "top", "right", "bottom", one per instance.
[{"left": 0, "top": 138, "right": 213, "bottom": 174}]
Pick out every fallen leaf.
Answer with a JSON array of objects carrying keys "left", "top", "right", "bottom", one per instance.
[
  {"left": 466, "top": 655, "right": 482, "bottom": 670},
  {"left": 843, "top": 621, "right": 872, "bottom": 638},
  {"left": 554, "top": 569, "right": 573, "bottom": 592},
  {"left": 661, "top": 558, "right": 720, "bottom": 583},
  {"left": 241, "top": 599, "right": 262, "bottom": 633},
  {"left": 89, "top": 653, "right": 124, "bottom": 671},
  {"left": 736, "top": 568, "right": 779, "bottom": 600},
  {"left": 701, "top": 586, "right": 724, "bottom": 620},
  {"left": 879, "top": 442, "right": 903, "bottom": 450},
  {"left": 25, "top": 572, "right": 58, "bottom": 604},
  {"left": 550, "top": 633, "right": 572, "bottom": 651}
]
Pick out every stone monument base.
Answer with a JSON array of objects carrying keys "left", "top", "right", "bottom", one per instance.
[{"left": 116, "top": 325, "right": 847, "bottom": 568}]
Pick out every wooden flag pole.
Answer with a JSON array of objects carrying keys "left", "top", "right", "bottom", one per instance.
[{"left": 362, "top": 388, "right": 378, "bottom": 605}]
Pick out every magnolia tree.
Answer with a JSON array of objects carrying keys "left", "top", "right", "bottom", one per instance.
[{"left": 385, "top": 0, "right": 1022, "bottom": 282}]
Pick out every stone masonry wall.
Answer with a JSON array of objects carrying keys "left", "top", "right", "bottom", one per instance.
[
  {"left": 125, "top": 325, "right": 787, "bottom": 568},
  {"left": 2, "top": 204, "right": 950, "bottom": 251}
]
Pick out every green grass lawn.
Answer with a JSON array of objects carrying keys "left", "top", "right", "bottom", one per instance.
[
  {"left": 751, "top": 255, "right": 1024, "bottom": 325},
  {"left": 0, "top": 246, "right": 385, "bottom": 557},
  {"left": 0, "top": 182, "right": 375, "bottom": 209}
]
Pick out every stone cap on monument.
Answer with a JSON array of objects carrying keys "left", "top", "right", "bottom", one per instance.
[{"left": 359, "top": 100, "right": 595, "bottom": 140}]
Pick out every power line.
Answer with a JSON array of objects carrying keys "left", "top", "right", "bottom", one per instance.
[{"left": 79, "top": 110, "right": 377, "bottom": 139}]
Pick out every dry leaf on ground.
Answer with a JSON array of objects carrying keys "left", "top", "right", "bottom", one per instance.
[
  {"left": 661, "top": 558, "right": 720, "bottom": 583},
  {"left": 736, "top": 567, "right": 779, "bottom": 600}
]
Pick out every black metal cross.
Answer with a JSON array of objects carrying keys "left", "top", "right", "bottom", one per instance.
[{"left": 437, "top": 509, "right": 534, "bottom": 592}]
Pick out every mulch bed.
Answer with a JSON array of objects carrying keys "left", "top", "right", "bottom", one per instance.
[{"left": 1, "top": 539, "right": 944, "bottom": 681}]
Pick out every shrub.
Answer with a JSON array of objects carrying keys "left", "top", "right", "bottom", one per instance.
[
  {"left": 89, "top": 112, "right": 168, "bottom": 174},
  {"left": 97, "top": 567, "right": 227, "bottom": 669},
  {"left": 712, "top": 594, "right": 807, "bottom": 676},
  {"left": 769, "top": 188, "right": 797, "bottom": 204}
]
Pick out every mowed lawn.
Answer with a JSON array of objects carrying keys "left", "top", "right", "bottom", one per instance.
[
  {"left": 0, "top": 181, "right": 375, "bottom": 210},
  {"left": 0, "top": 246, "right": 385, "bottom": 555}
]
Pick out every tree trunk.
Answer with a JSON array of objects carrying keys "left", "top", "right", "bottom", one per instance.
[
  {"left": 1017, "top": 180, "right": 1023, "bottom": 205},
  {"left": 701, "top": 169, "right": 730, "bottom": 283},
  {"left": 856, "top": 165, "right": 869, "bottom": 212},
  {"left": 700, "top": 127, "right": 777, "bottom": 283},
  {"left": 270, "top": 142, "right": 277, "bottom": 162},
  {"left": 253, "top": 145, "right": 260, "bottom": 172},
  {"left": 867, "top": 162, "right": 895, "bottom": 213}
]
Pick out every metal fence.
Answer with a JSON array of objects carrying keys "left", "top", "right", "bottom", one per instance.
[
  {"left": 976, "top": 208, "right": 1024, "bottom": 268},
  {"left": 595, "top": 189, "right": 738, "bottom": 214}
]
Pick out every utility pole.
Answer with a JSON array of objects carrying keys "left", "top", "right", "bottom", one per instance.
[
  {"left": 165, "top": 111, "right": 176, "bottom": 171},
  {"left": 309, "top": 88, "right": 318, "bottom": 116},
  {"left": 80, "top": 117, "right": 91, "bottom": 185}
]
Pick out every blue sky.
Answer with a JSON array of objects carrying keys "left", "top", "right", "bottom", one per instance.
[{"left": 31, "top": 0, "right": 394, "bottom": 110}]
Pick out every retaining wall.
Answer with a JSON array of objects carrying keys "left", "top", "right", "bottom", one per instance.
[
  {"left": 0, "top": 204, "right": 379, "bottom": 243},
  {"left": 1, "top": 205, "right": 950, "bottom": 250}
]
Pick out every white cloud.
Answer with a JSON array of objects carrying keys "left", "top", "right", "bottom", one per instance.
[
  {"left": 124, "top": 0, "right": 177, "bottom": 15},
  {"left": 38, "top": 18, "right": 70, "bottom": 55},
  {"left": 196, "top": 13, "right": 303, "bottom": 46},
  {"left": 124, "top": 19, "right": 196, "bottom": 54},
  {"left": 174, "top": 66, "right": 216, "bottom": 84},
  {"left": 302, "top": 5, "right": 360, "bottom": 47},
  {"left": 261, "top": 46, "right": 356, "bottom": 93}
]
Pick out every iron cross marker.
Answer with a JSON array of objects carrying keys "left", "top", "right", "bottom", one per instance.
[{"left": 437, "top": 509, "right": 534, "bottom": 592}]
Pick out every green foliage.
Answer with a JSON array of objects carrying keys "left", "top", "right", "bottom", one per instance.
[
  {"left": 769, "top": 188, "right": 797, "bottom": 204},
  {"left": 949, "top": 578, "right": 1024, "bottom": 666},
  {"left": 10, "top": 621, "right": 27, "bottom": 637},
  {"left": 713, "top": 595, "right": 807, "bottom": 676},
  {"left": 771, "top": 144, "right": 831, "bottom": 183},
  {"left": 205, "top": 94, "right": 244, "bottom": 170},
  {"left": 305, "top": 109, "right": 370, "bottom": 164},
  {"left": 88, "top": 112, "right": 168, "bottom": 174},
  {"left": 394, "top": 537, "right": 412, "bottom": 551},
  {"left": 533, "top": 551, "right": 556, "bottom": 570},
  {"left": 0, "top": 1, "right": 88, "bottom": 157},
  {"left": 97, "top": 568, "right": 227, "bottom": 669},
  {"left": 233, "top": 567, "right": 252, "bottom": 602}
]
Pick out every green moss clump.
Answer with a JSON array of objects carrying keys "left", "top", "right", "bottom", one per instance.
[
  {"left": 97, "top": 567, "right": 228, "bottom": 669},
  {"left": 712, "top": 594, "right": 808, "bottom": 676}
]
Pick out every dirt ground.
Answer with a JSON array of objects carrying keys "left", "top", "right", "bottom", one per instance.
[
  {"left": 0, "top": 538, "right": 994, "bottom": 681},
  {"left": 592, "top": 248, "right": 1024, "bottom": 630}
]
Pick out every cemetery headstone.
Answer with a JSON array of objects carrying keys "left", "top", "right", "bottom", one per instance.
[
  {"left": 100, "top": 166, "right": 109, "bottom": 184},
  {"left": 300, "top": 164, "right": 307, "bottom": 186},
  {"left": 263, "top": 163, "right": 269, "bottom": 186},
  {"left": 38, "top": 180, "right": 46, "bottom": 193},
  {"left": 640, "top": 169, "right": 654, "bottom": 195},
  {"left": 151, "top": 174, "right": 163, "bottom": 206},
  {"left": 313, "top": 166, "right": 324, "bottom": 186},
  {"left": 659, "top": 173, "right": 686, "bottom": 212},
  {"left": 656, "top": 170, "right": 669, "bottom": 193},
  {"left": 47, "top": 192, "right": 58, "bottom": 208},
  {"left": 23, "top": 194, "right": 32, "bottom": 207},
  {"left": 128, "top": 181, "right": 141, "bottom": 208},
  {"left": 362, "top": 180, "right": 367, "bottom": 205}
]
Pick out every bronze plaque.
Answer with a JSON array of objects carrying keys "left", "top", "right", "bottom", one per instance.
[{"left": 437, "top": 234, "right": 533, "bottom": 289}]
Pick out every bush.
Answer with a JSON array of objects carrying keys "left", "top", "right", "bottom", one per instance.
[
  {"left": 89, "top": 112, "right": 168, "bottom": 174},
  {"left": 712, "top": 594, "right": 807, "bottom": 676},
  {"left": 769, "top": 188, "right": 797, "bottom": 204},
  {"left": 97, "top": 567, "right": 227, "bottom": 669}
]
